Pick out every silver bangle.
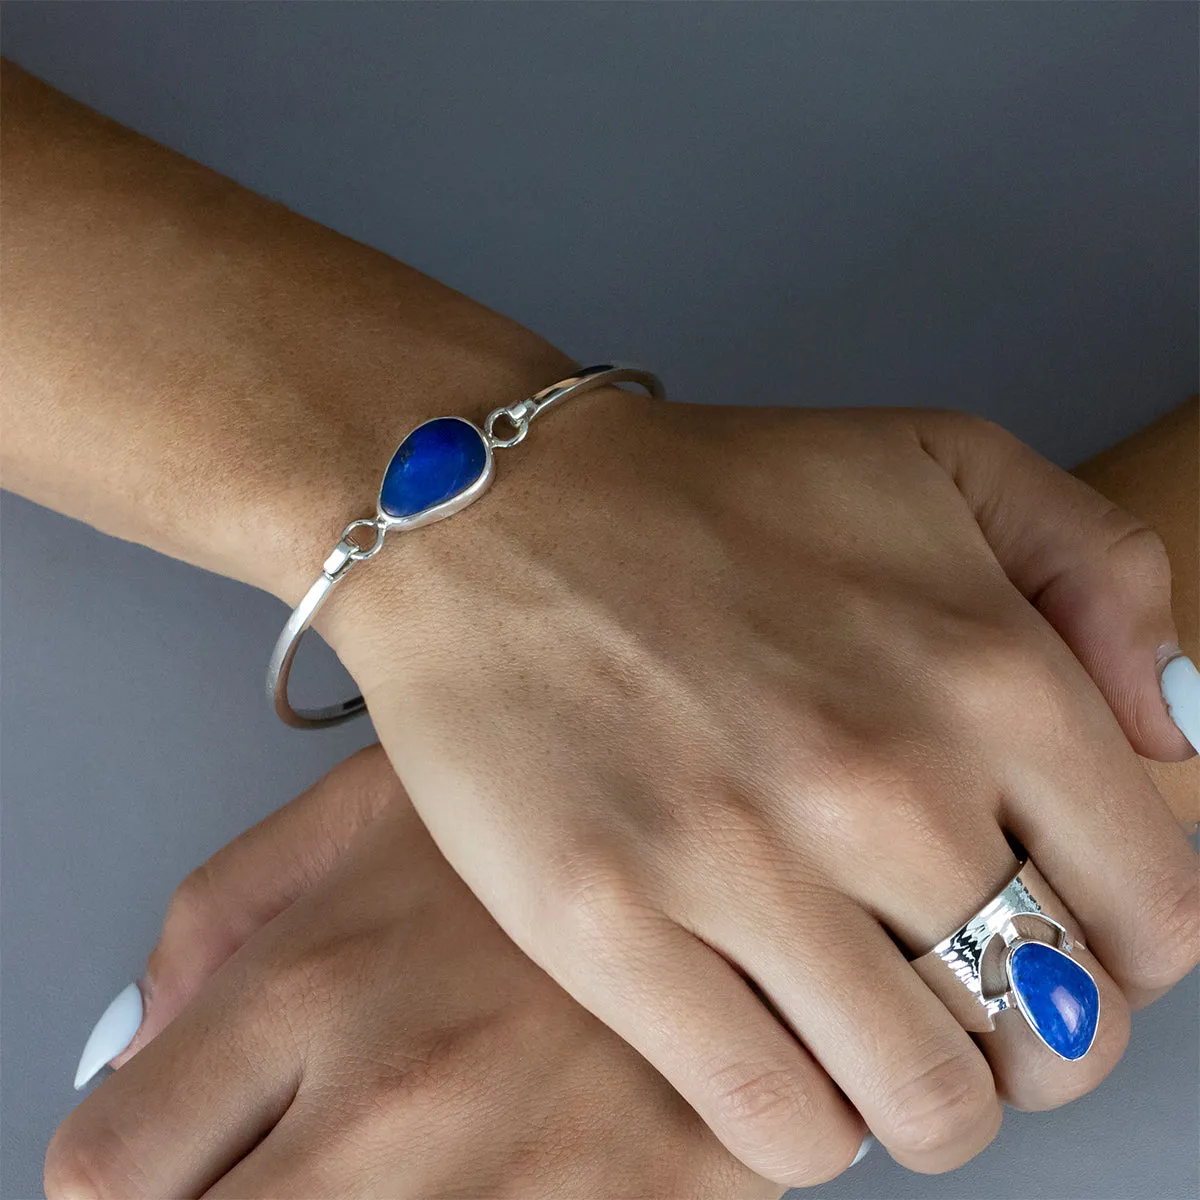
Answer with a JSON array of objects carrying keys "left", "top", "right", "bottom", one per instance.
[{"left": 266, "top": 364, "right": 666, "bottom": 729}]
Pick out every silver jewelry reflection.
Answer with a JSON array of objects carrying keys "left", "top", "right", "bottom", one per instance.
[
  {"left": 266, "top": 364, "right": 665, "bottom": 729},
  {"left": 911, "top": 859, "right": 1098, "bottom": 1059}
]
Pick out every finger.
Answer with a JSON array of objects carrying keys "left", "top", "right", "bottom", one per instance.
[
  {"left": 46, "top": 960, "right": 300, "bottom": 1200},
  {"left": 998, "top": 651, "right": 1200, "bottom": 1008},
  {"left": 698, "top": 886, "right": 1002, "bottom": 1175},
  {"left": 915, "top": 410, "right": 1194, "bottom": 761},
  {"left": 101, "top": 744, "right": 397, "bottom": 1075},
  {"left": 540, "top": 899, "right": 864, "bottom": 1188},
  {"left": 824, "top": 779, "right": 1134, "bottom": 1114}
]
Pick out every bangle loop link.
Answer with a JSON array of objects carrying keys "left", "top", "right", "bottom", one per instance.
[
  {"left": 339, "top": 517, "right": 387, "bottom": 562},
  {"left": 482, "top": 407, "right": 530, "bottom": 448},
  {"left": 267, "top": 364, "right": 665, "bottom": 728}
]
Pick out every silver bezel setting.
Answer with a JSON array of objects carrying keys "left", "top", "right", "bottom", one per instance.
[
  {"left": 374, "top": 416, "right": 495, "bottom": 532},
  {"left": 998, "top": 934, "right": 1099, "bottom": 1062}
]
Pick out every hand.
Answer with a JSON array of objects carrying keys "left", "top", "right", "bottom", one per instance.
[
  {"left": 320, "top": 399, "right": 1199, "bottom": 1185},
  {"left": 1071, "top": 397, "right": 1200, "bottom": 828},
  {"left": 47, "top": 746, "right": 773, "bottom": 1199}
]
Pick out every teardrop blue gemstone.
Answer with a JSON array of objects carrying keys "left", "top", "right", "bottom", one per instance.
[
  {"left": 379, "top": 418, "right": 487, "bottom": 519},
  {"left": 1009, "top": 941, "right": 1099, "bottom": 1060}
]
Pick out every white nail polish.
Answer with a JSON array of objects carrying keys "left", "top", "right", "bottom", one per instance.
[
  {"left": 73, "top": 981, "right": 142, "bottom": 1089},
  {"left": 851, "top": 1134, "right": 875, "bottom": 1166},
  {"left": 1161, "top": 655, "right": 1200, "bottom": 753}
]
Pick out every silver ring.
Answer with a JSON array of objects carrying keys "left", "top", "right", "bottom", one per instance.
[
  {"left": 911, "top": 859, "right": 1100, "bottom": 1060},
  {"left": 266, "top": 364, "right": 665, "bottom": 729}
]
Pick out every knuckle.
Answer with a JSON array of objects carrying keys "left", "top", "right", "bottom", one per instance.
[
  {"left": 330, "top": 1011, "right": 553, "bottom": 1159},
  {"left": 683, "top": 784, "right": 804, "bottom": 886},
  {"left": 1130, "top": 868, "right": 1200, "bottom": 990},
  {"left": 918, "top": 409, "right": 1012, "bottom": 451},
  {"left": 45, "top": 1120, "right": 145, "bottom": 1200},
  {"left": 1102, "top": 521, "right": 1171, "bottom": 595},
  {"left": 712, "top": 1064, "right": 816, "bottom": 1131},
  {"left": 823, "top": 745, "right": 977, "bottom": 869},
  {"left": 222, "top": 931, "right": 354, "bottom": 1054},
  {"left": 349, "top": 1026, "right": 483, "bottom": 1122},
  {"left": 954, "top": 411, "right": 1009, "bottom": 443},
  {"left": 146, "top": 861, "right": 236, "bottom": 988},
  {"left": 879, "top": 1049, "right": 996, "bottom": 1156},
  {"left": 939, "top": 614, "right": 1088, "bottom": 746},
  {"left": 253, "top": 926, "right": 353, "bottom": 1012},
  {"left": 953, "top": 619, "right": 1061, "bottom": 715},
  {"left": 913, "top": 410, "right": 1021, "bottom": 478},
  {"left": 163, "top": 862, "right": 215, "bottom": 932},
  {"left": 856, "top": 767, "right": 962, "bottom": 850},
  {"left": 550, "top": 856, "right": 649, "bottom": 949},
  {"left": 708, "top": 1065, "right": 846, "bottom": 1186}
]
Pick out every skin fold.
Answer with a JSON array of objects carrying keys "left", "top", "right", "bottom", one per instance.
[{"left": 2, "top": 63, "right": 1196, "bottom": 1195}]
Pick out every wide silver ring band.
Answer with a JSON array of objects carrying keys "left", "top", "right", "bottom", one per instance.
[{"left": 911, "top": 859, "right": 1088, "bottom": 1034}]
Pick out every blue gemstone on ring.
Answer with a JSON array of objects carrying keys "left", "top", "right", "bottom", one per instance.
[
  {"left": 1009, "top": 941, "right": 1099, "bottom": 1060},
  {"left": 379, "top": 418, "right": 488, "bottom": 519}
]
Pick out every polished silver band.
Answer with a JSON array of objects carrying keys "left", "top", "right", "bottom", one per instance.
[
  {"left": 266, "top": 364, "right": 666, "bottom": 729},
  {"left": 911, "top": 859, "right": 1093, "bottom": 1045}
]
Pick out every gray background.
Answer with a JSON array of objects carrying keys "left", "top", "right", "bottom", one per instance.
[{"left": 1, "top": 4, "right": 1196, "bottom": 1198}]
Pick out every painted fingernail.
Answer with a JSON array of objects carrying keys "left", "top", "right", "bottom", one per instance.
[
  {"left": 851, "top": 1134, "right": 875, "bottom": 1166},
  {"left": 1160, "top": 654, "right": 1200, "bottom": 752},
  {"left": 73, "top": 981, "right": 143, "bottom": 1089}
]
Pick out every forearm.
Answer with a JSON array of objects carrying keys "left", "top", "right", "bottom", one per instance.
[
  {"left": 1071, "top": 398, "right": 1199, "bottom": 825},
  {"left": 0, "top": 61, "right": 573, "bottom": 603},
  {"left": 4, "top": 64, "right": 1195, "bottom": 797}
]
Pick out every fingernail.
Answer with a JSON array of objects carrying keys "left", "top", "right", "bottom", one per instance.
[
  {"left": 73, "top": 981, "right": 143, "bottom": 1089},
  {"left": 1160, "top": 654, "right": 1200, "bottom": 753},
  {"left": 851, "top": 1134, "right": 875, "bottom": 1166}
]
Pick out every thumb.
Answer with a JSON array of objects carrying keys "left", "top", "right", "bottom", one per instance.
[
  {"left": 915, "top": 410, "right": 1196, "bottom": 763},
  {"left": 73, "top": 744, "right": 401, "bottom": 1088}
]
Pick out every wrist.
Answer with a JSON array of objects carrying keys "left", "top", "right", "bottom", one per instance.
[
  {"left": 313, "top": 379, "right": 652, "bottom": 692},
  {"left": 227, "top": 343, "right": 580, "bottom": 606}
]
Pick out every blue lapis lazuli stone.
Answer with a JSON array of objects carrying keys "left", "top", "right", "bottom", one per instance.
[
  {"left": 379, "top": 418, "right": 487, "bottom": 519},
  {"left": 1009, "top": 941, "right": 1099, "bottom": 1060}
]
